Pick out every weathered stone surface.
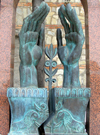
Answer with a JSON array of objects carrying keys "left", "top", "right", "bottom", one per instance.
[{"left": 74, "top": 0, "right": 80, "bottom": 2}]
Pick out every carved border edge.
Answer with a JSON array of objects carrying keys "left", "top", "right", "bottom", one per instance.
[
  {"left": 55, "top": 88, "right": 91, "bottom": 98},
  {"left": 7, "top": 88, "right": 47, "bottom": 98},
  {"left": 7, "top": 87, "right": 91, "bottom": 98},
  {"left": 8, "top": 133, "right": 88, "bottom": 135}
]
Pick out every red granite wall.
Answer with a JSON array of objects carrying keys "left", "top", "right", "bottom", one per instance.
[
  {"left": 0, "top": 0, "right": 19, "bottom": 135},
  {"left": 81, "top": 0, "right": 100, "bottom": 134},
  {"left": 88, "top": 0, "right": 100, "bottom": 135}
]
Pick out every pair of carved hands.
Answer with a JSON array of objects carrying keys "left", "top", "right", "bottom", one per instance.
[
  {"left": 19, "top": 2, "right": 84, "bottom": 67},
  {"left": 19, "top": 2, "right": 84, "bottom": 88}
]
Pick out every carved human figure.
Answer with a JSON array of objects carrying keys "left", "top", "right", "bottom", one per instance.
[
  {"left": 56, "top": 3, "right": 84, "bottom": 88},
  {"left": 19, "top": 2, "right": 50, "bottom": 87}
]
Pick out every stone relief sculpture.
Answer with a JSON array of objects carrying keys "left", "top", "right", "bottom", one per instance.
[
  {"left": 7, "top": 2, "right": 91, "bottom": 135},
  {"left": 19, "top": 2, "right": 50, "bottom": 87}
]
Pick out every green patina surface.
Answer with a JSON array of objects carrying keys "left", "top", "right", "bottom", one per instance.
[
  {"left": 19, "top": 1, "right": 50, "bottom": 87},
  {"left": 7, "top": 88, "right": 90, "bottom": 134},
  {"left": 7, "top": 2, "right": 90, "bottom": 135},
  {"left": 57, "top": 3, "right": 84, "bottom": 88}
]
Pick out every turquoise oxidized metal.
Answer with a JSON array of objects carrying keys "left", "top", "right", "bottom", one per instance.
[
  {"left": 57, "top": 3, "right": 84, "bottom": 88},
  {"left": 7, "top": 2, "right": 91, "bottom": 135},
  {"left": 38, "top": 44, "right": 58, "bottom": 134},
  {"left": 7, "top": 2, "right": 50, "bottom": 135},
  {"left": 7, "top": 87, "right": 90, "bottom": 134},
  {"left": 19, "top": 1, "right": 50, "bottom": 87},
  {"left": 54, "top": 3, "right": 90, "bottom": 135},
  {"left": 7, "top": 88, "right": 48, "bottom": 135}
]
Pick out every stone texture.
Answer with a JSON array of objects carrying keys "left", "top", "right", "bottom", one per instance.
[
  {"left": 20, "top": 0, "right": 26, "bottom": 2},
  {"left": 88, "top": 1, "right": 100, "bottom": 135},
  {"left": 0, "top": 97, "right": 9, "bottom": 135},
  {"left": 57, "top": 75, "right": 63, "bottom": 86},
  {"left": 74, "top": 7, "right": 80, "bottom": 15},
  {"left": 0, "top": 0, "right": 18, "bottom": 134},
  {"left": 75, "top": 0, "right": 80, "bottom": 2}
]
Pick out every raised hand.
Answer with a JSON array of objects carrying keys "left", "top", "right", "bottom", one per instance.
[
  {"left": 57, "top": 3, "right": 84, "bottom": 88},
  {"left": 19, "top": 2, "right": 50, "bottom": 87}
]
